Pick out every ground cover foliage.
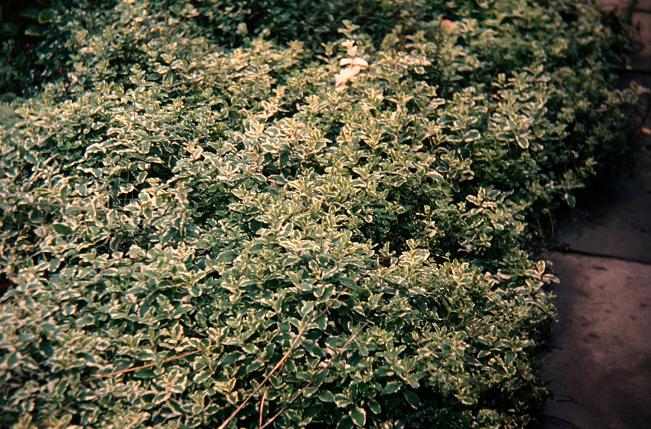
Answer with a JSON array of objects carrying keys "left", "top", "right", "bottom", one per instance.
[{"left": 0, "top": 0, "right": 641, "bottom": 427}]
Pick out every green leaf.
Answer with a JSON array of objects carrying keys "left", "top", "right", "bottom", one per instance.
[
  {"left": 515, "top": 134, "right": 530, "bottom": 149},
  {"left": 349, "top": 407, "right": 366, "bottom": 427},
  {"left": 381, "top": 381, "right": 401, "bottom": 395},
  {"left": 464, "top": 129, "right": 481, "bottom": 142},
  {"left": 53, "top": 223, "right": 73, "bottom": 235},
  {"left": 24, "top": 24, "right": 44, "bottom": 37},
  {"left": 565, "top": 193, "right": 576, "bottom": 208},
  {"left": 38, "top": 9, "right": 54, "bottom": 24},
  {"left": 403, "top": 390, "right": 421, "bottom": 408},
  {"left": 337, "top": 417, "right": 354, "bottom": 429},
  {"left": 304, "top": 404, "right": 322, "bottom": 418},
  {"left": 318, "top": 390, "right": 335, "bottom": 403},
  {"left": 368, "top": 400, "right": 381, "bottom": 415},
  {"left": 193, "top": 370, "right": 212, "bottom": 384},
  {"left": 216, "top": 250, "right": 237, "bottom": 264},
  {"left": 19, "top": 8, "right": 40, "bottom": 20}
]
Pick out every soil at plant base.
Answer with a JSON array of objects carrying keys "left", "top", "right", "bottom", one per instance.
[{"left": 534, "top": 5, "right": 651, "bottom": 424}]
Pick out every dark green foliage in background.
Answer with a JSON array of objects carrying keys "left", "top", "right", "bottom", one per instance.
[
  {"left": 1, "top": 0, "right": 55, "bottom": 38},
  {"left": 0, "top": 0, "right": 58, "bottom": 96},
  {"left": 0, "top": 0, "right": 642, "bottom": 428}
]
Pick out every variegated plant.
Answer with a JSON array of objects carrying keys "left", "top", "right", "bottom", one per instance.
[{"left": 0, "top": 1, "right": 641, "bottom": 428}]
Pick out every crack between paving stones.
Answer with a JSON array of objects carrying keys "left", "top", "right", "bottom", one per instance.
[{"left": 549, "top": 246, "right": 651, "bottom": 266}]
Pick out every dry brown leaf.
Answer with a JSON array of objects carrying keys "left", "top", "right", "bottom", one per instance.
[{"left": 441, "top": 19, "right": 458, "bottom": 34}]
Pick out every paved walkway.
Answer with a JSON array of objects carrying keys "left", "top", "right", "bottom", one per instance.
[{"left": 537, "top": 2, "right": 651, "bottom": 428}]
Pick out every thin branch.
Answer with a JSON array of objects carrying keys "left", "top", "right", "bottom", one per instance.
[
  {"left": 217, "top": 317, "right": 310, "bottom": 429},
  {"left": 259, "top": 387, "right": 269, "bottom": 429},
  {"left": 260, "top": 321, "right": 369, "bottom": 429}
]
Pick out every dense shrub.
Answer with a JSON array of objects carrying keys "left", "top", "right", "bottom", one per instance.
[{"left": 0, "top": 1, "right": 641, "bottom": 427}]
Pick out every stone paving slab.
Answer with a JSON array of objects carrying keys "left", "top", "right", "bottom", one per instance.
[
  {"left": 631, "top": 12, "right": 651, "bottom": 71},
  {"left": 553, "top": 123, "right": 651, "bottom": 264},
  {"left": 538, "top": 253, "right": 651, "bottom": 429},
  {"left": 597, "top": 0, "right": 651, "bottom": 13}
]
